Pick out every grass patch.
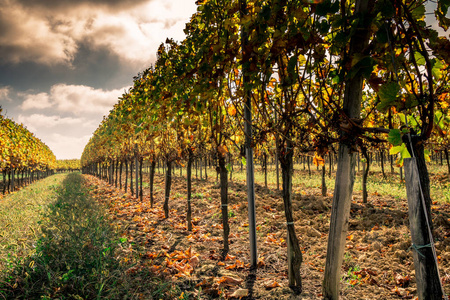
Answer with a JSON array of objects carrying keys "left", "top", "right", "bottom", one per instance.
[
  {"left": 220, "top": 162, "right": 449, "bottom": 203},
  {"left": 0, "top": 173, "right": 170, "bottom": 299},
  {"left": 0, "top": 174, "right": 64, "bottom": 273}
]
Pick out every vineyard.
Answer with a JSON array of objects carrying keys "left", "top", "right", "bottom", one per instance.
[
  {"left": 1, "top": 0, "right": 450, "bottom": 299},
  {"left": 0, "top": 108, "right": 56, "bottom": 194},
  {"left": 79, "top": 0, "right": 450, "bottom": 299},
  {"left": 85, "top": 161, "right": 450, "bottom": 299},
  {"left": 0, "top": 108, "right": 82, "bottom": 195}
]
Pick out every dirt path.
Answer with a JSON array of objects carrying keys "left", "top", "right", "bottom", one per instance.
[{"left": 85, "top": 171, "right": 450, "bottom": 299}]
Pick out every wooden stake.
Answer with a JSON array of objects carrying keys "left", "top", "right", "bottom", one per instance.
[{"left": 404, "top": 158, "right": 443, "bottom": 300}]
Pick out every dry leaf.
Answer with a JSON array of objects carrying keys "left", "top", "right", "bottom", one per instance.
[
  {"left": 356, "top": 245, "right": 369, "bottom": 251},
  {"left": 216, "top": 276, "right": 243, "bottom": 287},
  {"left": 264, "top": 280, "right": 281, "bottom": 290},
  {"left": 394, "top": 273, "right": 411, "bottom": 287},
  {"left": 189, "top": 256, "right": 200, "bottom": 268},
  {"left": 229, "top": 288, "right": 248, "bottom": 298}
]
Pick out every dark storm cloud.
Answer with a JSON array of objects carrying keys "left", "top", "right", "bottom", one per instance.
[
  {"left": 0, "top": 0, "right": 189, "bottom": 67},
  {"left": 15, "top": 0, "right": 151, "bottom": 12},
  {"left": 0, "top": 42, "right": 140, "bottom": 92}
]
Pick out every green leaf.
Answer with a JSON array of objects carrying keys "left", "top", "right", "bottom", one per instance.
[
  {"left": 318, "top": 19, "right": 330, "bottom": 35},
  {"left": 376, "top": 25, "right": 389, "bottom": 44},
  {"left": 389, "top": 143, "right": 411, "bottom": 166},
  {"left": 377, "top": 0, "right": 395, "bottom": 18},
  {"left": 397, "top": 113, "right": 406, "bottom": 125},
  {"left": 287, "top": 55, "right": 298, "bottom": 76},
  {"left": 388, "top": 129, "right": 402, "bottom": 146},
  {"left": 348, "top": 55, "right": 375, "bottom": 79},
  {"left": 332, "top": 75, "right": 341, "bottom": 84},
  {"left": 241, "top": 157, "right": 246, "bottom": 166},
  {"left": 432, "top": 58, "right": 444, "bottom": 79},
  {"left": 389, "top": 145, "right": 403, "bottom": 155},
  {"left": 316, "top": 0, "right": 338, "bottom": 16},
  {"left": 424, "top": 149, "right": 431, "bottom": 162},
  {"left": 414, "top": 51, "right": 426, "bottom": 66},
  {"left": 434, "top": 110, "right": 445, "bottom": 129},
  {"left": 403, "top": 94, "right": 420, "bottom": 110},
  {"left": 436, "top": 0, "right": 450, "bottom": 30},
  {"left": 259, "top": 5, "right": 271, "bottom": 21},
  {"left": 412, "top": 3, "right": 426, "bottom": 20},
  {"left": 376, "top": 81, "right": 400, "bottom": 112}
]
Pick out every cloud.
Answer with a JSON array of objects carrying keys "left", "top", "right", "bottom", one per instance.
[
  {"left": 46, "top": 133, "right": 92, "bottom": 160},
  {"left": 0, "top": 2, "right": 78, "bottom": 65},
  {"left": 16, "top": 113, "right": 97, "bottom": 159},
  {"left": 15, "top": 113, "right": 100, "bottom": 159},
  {"left": 50, "top": 84, "right": 127, "bottom": 115},
  {"left": 19, "top": 83, "right": 129, "bottom": 116},
  {"left": 0, "top": 0, "right": 197, "bottom": 66},
  {"left": 20, "top": 93, "right": 52, "bottom": 110},
  {"left": 0, "top": 86, "right": 12, "bottom": 102},
  {"left": 17, "top": 114, "right": 86, "bottom": 131},
  {"left": 15, "top": 0, "right": 149, "bottom": 12}
]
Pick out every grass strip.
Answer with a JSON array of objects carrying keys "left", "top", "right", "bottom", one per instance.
[
  {"left": 0, "top": 173, "right": 164, "bottom": 299},
  {"left": 0, "top": 174, "right": 64, "bottom": 274}
]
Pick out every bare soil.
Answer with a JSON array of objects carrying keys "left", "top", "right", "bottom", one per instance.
[{"left": 84, "top": 170, "right": 450, "bottom": 299}]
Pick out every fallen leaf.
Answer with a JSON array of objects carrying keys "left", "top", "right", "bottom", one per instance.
[
  {"left": 189, "top": 256, "right": 200, "bottom": 268},
  {"left": 394, "top": 273, "right": 411, "bottom": 287},
  {"left": 196, "top": 278, "right": 210, "bottom": 287},
  {"left": 356, "top": 245, "right": 369, "bottom": 251},
  {"left": 225, "top": 254, "right": 236, "bottom": 261},
  {"left": 216, "top": 276, "right": 243, "bottom": 287},
  {"left": 257, "top": 258, "right": 265, "bottom": 268},
  {"left": 229, "top": 288, "right": 248, "bottom": 298},
  {"left": 264, "top": 280, "right": 281, "bottom": 290}
]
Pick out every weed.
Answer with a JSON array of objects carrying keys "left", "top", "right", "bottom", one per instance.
[
  {"left": 345, "top": 266, "right": 362, "bottom": 286},
  {"left": 193, "top": 192, "right": 204, "bottom": 199}
]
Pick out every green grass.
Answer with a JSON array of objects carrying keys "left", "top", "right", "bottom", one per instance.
[
  {"left": 0, "top": 174, "right": 64, "bottom": 273},
  {"left": 0, "top": 173, "right": 175, "bottom": 299},
  {"left": 170, "top": 160, "right": 449, "bottom": 203}
]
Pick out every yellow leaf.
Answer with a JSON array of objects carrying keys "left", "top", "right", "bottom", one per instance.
[
  {"left": 227, "top": 105, "right": 237, "bottom": 116},
  {"left": 313, "top": 153, "right": 325, "bottom": 167},
  {"left": 218, "top": 145, "right": 228, "bottom": 156}
]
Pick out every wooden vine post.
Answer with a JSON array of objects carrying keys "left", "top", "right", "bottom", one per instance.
[
  {"left": 164, "top": 159, "right": 172, "bottom": 218},
  {"left": 240, "top": 0, "right": 258, "bottom": 269},
  {"left": 186, "top": 149, "right": 193, "bottom": 231},
  {"left": 323, "top": 0, "right": 374, "bottom": 298},
  {"left": 404, "top": 157, "right": 443, "bottom": 299},
  {"left": 134, "top": 143, "right": 139, "bottom": 200}
]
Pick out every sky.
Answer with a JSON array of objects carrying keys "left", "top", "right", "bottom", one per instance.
[
  {"left": 0, "top": 1, "right": 447, "bottom": 161},
  {"left": 0, "top": 0, "right": 198, "bottom": 159}
]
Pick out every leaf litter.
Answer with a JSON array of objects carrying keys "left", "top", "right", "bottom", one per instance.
[{"left": 84, "top": 172, "right": 450, "bottom": 299}]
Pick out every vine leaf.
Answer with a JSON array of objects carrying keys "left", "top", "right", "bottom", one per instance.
[
  {"left": 435, "top": 0, "right": 450, "bottom": 30},
  {"left": 387, "top": 129, "right": 402, "bottom": 146},
  {"left": 389, "top": 143, "right": 411, "bottom": 167},
  {"left": 376, "top": 81, "right": 400, "bottom": 112}
]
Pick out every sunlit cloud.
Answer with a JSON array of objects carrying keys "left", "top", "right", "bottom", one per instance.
[
  {"left": 0, "top": 0, "right": 197, "bottom": 66},
  {"left": 0, "top": 2, "right": 78, "bottom": 65},
  {"left": 20, "top": 93, "right": 52, "bottom": 110},
  {"left": 19, "top": 84, "right": 129, "bottom": 116},
  {"left": 50, "top": 84, "right": 127, "bottom": 116},
  {"left": 17, "top": 114, "right": 86, "bottom": 131}
]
